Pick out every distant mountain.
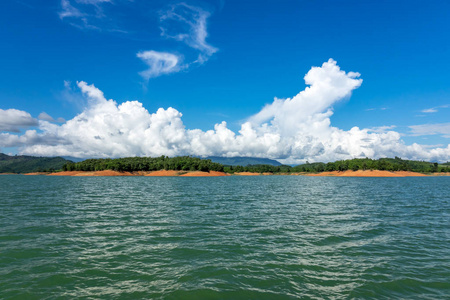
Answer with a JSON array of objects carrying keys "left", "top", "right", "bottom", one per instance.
[
  {"left": 0, "top": 153, "right": 72, "bottom": 173},
  {"left": 61, "top": 156, "right": 86, "bottom": 163},
  {"left": 206, "top": 156, "right": 282, "bottom": 166}
]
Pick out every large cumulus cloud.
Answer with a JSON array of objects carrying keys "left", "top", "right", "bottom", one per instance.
[{"left": 1, "top": 59, "right": 449, "bottom": 163}]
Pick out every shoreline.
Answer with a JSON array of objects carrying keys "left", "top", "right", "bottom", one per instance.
[
  {"left": 46, "top": 170, "right": 231, "bottom": 177},
  {"left": 8, "top": 170, "right": 449, "bottom": 177}
]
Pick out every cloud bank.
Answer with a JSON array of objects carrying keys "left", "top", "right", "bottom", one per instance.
[{"left": 1, "top": 59, "right": 449, "bottom": 163}]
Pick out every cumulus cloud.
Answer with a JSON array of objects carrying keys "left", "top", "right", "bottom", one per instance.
[
  {"left": 160, "top": 3, "right": 218, "bottom": 63},
  {"left": 137, "top": 51, "right": 182, "bottom": 80},
  {"left": 249, "top": 59, "right": 362, "bottom": 136},
  {"left": 0, "top": 109, "right": 38, "bottom": 132},
  {"left": 5, "top": 59, "right": 450, "bottom": 163}
]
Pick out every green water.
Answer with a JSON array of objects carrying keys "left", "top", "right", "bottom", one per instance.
[{"left": 0, "top": 175, "right": 449, "bottom": 299}]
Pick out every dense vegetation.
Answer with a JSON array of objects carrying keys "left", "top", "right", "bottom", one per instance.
[
  {"left": 62, "top": 156, "right": 224, "bottom": 172},
  {"left": 290, "top": 157, "right": 450, "bottom": 173},
  {"left": 0, "top": 153, "right": 71, "bottom": 173},
  {"left": 1, "top": 153, "right": 449, "bottom": 174},
  {"left": 62, "top": 156, "right": 448, "bottom": 174},
  {"left": 223, "top": 164, "right": 291, "bottom": 174}
]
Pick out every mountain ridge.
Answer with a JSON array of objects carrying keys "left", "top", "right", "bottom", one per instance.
[{"left": 205, "top": 156, "right": 282, "bottom": 166}]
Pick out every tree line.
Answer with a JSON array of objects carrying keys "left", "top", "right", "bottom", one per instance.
[
  {"left": 289, "top": 157, "right": 449, "bottom": 173},
  {"left": 62, "top": 156, "right": 224, "bottom": 172},
  {"left": 61, "top": 156, "right": 450, "bottom": 174}
]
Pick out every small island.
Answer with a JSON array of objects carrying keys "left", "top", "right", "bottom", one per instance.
[{"left": 1, "top": 154, "right": 449, "bottom": 177}]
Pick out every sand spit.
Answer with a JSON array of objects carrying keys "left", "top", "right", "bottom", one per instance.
[
  {"left": 45, "top": 170, "right": 230, "bottom": 177},
  {"left": 144, "top": 170, "right": 181, "bottom": 176},
  {"left": 48, "top": 171, "right": 84, "bottom": 176},
  {"left": 75, "top": 170, "right": 135, "bottom": 176},
  {"left": 48, "top": 170, "right": 135, "bottom": 176},
  {"left": 431, "top": 172, "right": 450, "bottom": 176},
  {"left": 24, "top": 172, "right": 50, "bottom": 175},
  {"left": 234, "top": 172, "right": 262, "bottom": 176},
  {"left": 305, "top": 170, "right": 427, "bottom": 177},
  {"left": 17, "top": 169, "right": 448, "bottom": 177},
  {"left": 180, "top": 171, "right": 230, "bottom": 177},
  {"left": 146, "top": 170, "right": 229, "bottom": 177}
]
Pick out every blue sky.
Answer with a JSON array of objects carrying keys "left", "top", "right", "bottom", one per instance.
[{"left": 0, "top": 0, "right": 449, "bottom": 163}]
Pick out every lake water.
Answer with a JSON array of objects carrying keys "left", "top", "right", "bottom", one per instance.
[{"left": 0, "top": 175, "right": 449, "bottom": 299}]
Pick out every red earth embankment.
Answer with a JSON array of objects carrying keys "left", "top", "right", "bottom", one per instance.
[{"left": 305, "top": 170, "right": 427, "bottom": 177}]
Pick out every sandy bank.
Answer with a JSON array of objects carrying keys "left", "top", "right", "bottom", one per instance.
[
  {"left": 75, "top": 170, "right": 135, "bottom": 176},
  {"left": 144, "top": 170, "right": 181, "bottom": 176},
  {"left": 23, "top": 169, "right": 448, "bottom": 177},
  {"left": 48, "top": 171, "right": 84, "bottom": 176},
  {"left": 179, "top": 171, "right": 230, "bottom": 177},
  {"left": 234, "top": 172, "right": 262, "bottom": 176},
  {"left": 46, "top": 170, "right": 230, "bottom": 177},
  {"left": 48, "top": 170, "right": 136, "bottom": 176},
  {"left": 24, "top": 172, "right": 50, "bottom": 175},
  {"left": 146, "top": 170, "right": 229, "bottom": 177},
  {"left": 305, "top": 170, "right": 427, "bottom": 177}
]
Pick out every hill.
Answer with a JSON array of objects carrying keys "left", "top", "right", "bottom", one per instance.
[
  {"left": 0, "top": 153, "right": 72, "bottom": 173},
  {"left": 206, "top": 156, "right": 282, "bottom": 166}
]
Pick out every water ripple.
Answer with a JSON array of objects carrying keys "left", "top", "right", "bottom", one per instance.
[{"left": 0, "top": 175, "right": 449, "bottom": 299}]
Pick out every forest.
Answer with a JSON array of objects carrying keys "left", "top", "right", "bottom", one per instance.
[
  {"left": 289, "top": 157, "right": 450, "bottom": 173},
  {"left": 1, "top": 152, "right": 449, "bottom": 174},
  {"left": 61, "top": 156, "right": 450, "bottom": 174},
  {"left": 62, "top": 156, "right": 225, "bottom": 172},
  {"left": 0, "top": 153, "right": 70, "bottom": 173}
]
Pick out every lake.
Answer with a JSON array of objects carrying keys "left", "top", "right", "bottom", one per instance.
[{"left": 0, "top": 175, "right": 449, "bottom": 299}]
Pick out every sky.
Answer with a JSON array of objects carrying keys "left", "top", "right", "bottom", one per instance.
[{"left": 0, "top": 0, "right": 449, "bottom": 163}]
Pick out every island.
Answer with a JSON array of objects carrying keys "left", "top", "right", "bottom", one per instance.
[{"left": 1, "top": 154, "right": 449, "bottom": 177}]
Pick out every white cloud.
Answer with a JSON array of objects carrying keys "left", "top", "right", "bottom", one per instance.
[
  {"left": 57, "top": 1, "right": 217, "bottom": 81},
  {"left": 160, "top": 3, "right": 218, "bottom": 63},
  {"left": 409, "top": 123, "right": 450, "bottom": 138},
  {"left": 0, "top": 109, "right": 38, "bottom": 132},
  {"left": 137, "top": 51, "right": 182, "bottom": 80},
  {"left": 5, "top": 59, "right": 450, "bottom": 163},
  {"left": 248, "top": 59, "right": 362, "bottom": 136}
]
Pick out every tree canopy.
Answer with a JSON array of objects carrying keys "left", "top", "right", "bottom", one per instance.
[{"left": 62, "top": 156, "right": 224, "bottom": 172}]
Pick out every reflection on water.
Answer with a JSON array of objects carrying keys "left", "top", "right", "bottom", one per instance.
[{"left": 0, "top": 175, "right": 449, "bottom": 298}]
